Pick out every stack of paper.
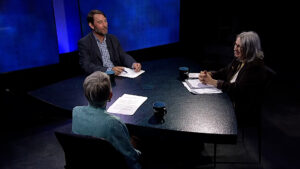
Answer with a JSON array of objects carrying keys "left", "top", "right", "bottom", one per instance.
[
  {"left": 107, "top": 94, "right": 147, "bottom": 115},
  {"left": 118, "top": 67, "right": 145, "bottom": 78},
  {"left": 185, "top": 79, "right": 215, "bottom": 89},
  {"left": 183, "top": 79, "right": 222, "bottom": 94},
  {"left": 188, "top": 73, "right": 200, "bottom": 79}
]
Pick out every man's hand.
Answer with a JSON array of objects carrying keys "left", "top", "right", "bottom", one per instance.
[
  {"left": 132, "top": 63, "right": 142, "bottom": 72},
  {"left": 112, "top": 66, "right": 125, "bottom": 75}
]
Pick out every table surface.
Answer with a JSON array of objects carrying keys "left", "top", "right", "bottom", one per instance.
[{"left": 29, "top": 57, "right": 237, "bottom": 143}]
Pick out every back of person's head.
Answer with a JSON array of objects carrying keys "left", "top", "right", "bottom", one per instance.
[
  {"left": 87, "top": 9, "right": 106, "bottom": 24},
  {"left": 237, "top": 31, "right": 264, "bottom": 62},
  {"left": 83, "top": 71, "right": 112, "bottom": 108}
]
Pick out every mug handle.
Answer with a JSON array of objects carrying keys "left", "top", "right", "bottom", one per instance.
[{"left": 163, "top": 108, "right": 167, "bottom": 115}]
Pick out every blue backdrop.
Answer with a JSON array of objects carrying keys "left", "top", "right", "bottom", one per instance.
[
  {"left": 0, "top": 0, "right": 180, "bottom": 73},
  {"left": 53, "top": 0, "right": 81, "bottom": 54},
  {"left": 0, "top": 0, "right": 59, "bottom": 73},
  {"left": 79, "top": 0, "right": 180, "bottom": 51}
]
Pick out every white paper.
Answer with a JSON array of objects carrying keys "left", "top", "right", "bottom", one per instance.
[
  {"left": 107, "top": 94, "right": 147, "bottom": 115},
  {"left": 188, "top": 73, "right": 199, "bottom": 79},
  {"left": 118, "top": 67, "right": 145, "bottom": 78},
  {"left": 182, "top": 82, "right": 222, "bottom": 94},
  {"left": 185, "top": 79, "right": 215, "bottom": 89}
]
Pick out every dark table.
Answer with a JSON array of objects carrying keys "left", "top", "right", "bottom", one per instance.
[{"left": 29, "top": 57, "right": 237, "bottom": 145}]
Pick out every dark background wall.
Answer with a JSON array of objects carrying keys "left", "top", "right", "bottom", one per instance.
[{"left": 180, "top": 1, "right": 299, "bottom": 80}]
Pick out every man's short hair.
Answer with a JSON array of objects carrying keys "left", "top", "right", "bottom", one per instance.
[
  {"left": 87, "top": 9, "right": 106, "bottom": 24},
  {"left": 83, "top": 71, "right": 111, "bottom": 107}
]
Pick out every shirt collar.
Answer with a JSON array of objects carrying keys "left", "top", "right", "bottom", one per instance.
[
  {"left": 88, "top": 103, "right": 106, "bottom": 110},
  {"left": 93, "top": 33, "right": 106, "bottom": 43}
]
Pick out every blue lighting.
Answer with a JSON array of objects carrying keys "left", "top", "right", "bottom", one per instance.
[
  {"left": 53, "top": 0, "right": 82, "bottom": 54},
  {"left": 0, "top": 0, "right": 59, "bottom": 73},
  {"left": 0, "top": 0, "right": 180, "bottom": 73},
  {"left": 79, "top": 0, "right": 180, "bottom": 51}
]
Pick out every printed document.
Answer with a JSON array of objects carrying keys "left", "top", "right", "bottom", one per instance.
[
  {"left": 188, "top": 73, "right": 200, "bottom": 79},
  {"left": 118, "top": 67, "right": 145, "bottom": 78},
  {"left": 185, "top": 79, "right": 215, "bottom": 89},
  {"left": 107, "top": 94, "right": 147, "bottom": 115},
  {"left": 183, "top": 79, "right": 222, "bottom": 94}
]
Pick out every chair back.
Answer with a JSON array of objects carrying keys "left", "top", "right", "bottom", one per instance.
[
  {"left": 237, "top": 64, "right": 276, "bottom": 127},
  {"left": 263, "top": 65, "right": 276, "bottom": 91},
  {"left": 256, "top": 65, "right": 276, "bottom": 118},
  {"left": 55, "top": 131, "right": 129, "bottom": 169},
  {"left": 256, "top": 65, "right": 276, "bottom": 110}
]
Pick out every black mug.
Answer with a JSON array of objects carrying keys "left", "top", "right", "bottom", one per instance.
[
  {"left": 153, "top": 101, "right": 167, "bottom": 118},
  {"left": 179, "top": 66, "right": 189, "bottom": 81}
]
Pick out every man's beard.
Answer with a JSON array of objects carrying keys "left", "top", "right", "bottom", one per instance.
[{"left": 94, "top": 27, "right": 107, "bottom": 36}]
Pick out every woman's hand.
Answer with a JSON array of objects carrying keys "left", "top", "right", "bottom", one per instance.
[{"left": 199, "top": 71, "right": 218, "bottom": 87}]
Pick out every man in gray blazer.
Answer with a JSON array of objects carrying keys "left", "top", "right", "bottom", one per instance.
[{"left": 78, "top": 9, "right": 142, "bottom": 75}]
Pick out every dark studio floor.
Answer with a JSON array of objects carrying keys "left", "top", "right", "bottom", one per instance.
[{"left": 0, "top": 71, "right": 299, "bottom": 169}]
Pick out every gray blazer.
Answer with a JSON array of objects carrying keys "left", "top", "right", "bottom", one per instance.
[{"left": 78, "top": 32, "right": 136, "bottom": 74}]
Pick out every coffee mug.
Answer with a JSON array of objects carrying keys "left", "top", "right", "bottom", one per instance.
[
  {"left": 179, "top": 66, "right": 189, "bottom": 81},
  {"left": 153, "top": 101, "right": 167, "bottom": 118},
  {"left": 106, "top": 70, "right": 115, "bottom": 83}
]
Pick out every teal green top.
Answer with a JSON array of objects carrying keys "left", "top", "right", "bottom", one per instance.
[{"left": 72, "top": 105, "right": 141, "bottom": 169}]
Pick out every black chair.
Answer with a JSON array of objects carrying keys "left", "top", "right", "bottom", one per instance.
[
  {"left": 55, "top": 131, "right": 129, "bottom": 169},
  {"left": 241, "top": 65, "right": 276, "bottom": 163},
  {"left": 257, "top": 65, "right": 276, "bottom": 163},
  {"left": 214, "top": 65, "right": 276, "bottom": 167}
]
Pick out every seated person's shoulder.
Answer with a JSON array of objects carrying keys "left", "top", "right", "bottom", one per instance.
[
  {"left": 106, "top": 113, "right": 122, "bottom": 123},
  {"left": 106, "top": 34, "right": 119, "bottom": 42},
  {"left": 73, "top": 105, "right": 84, "bottom": 111},
  {"left": 250, "top": 58, "right": 264, "bottom": 69},
  {"left": 105, "top": 114, "right": 127, "bottom": 129},
  {"left": 78, "top": 33, "right": 93, "bottom": 43},
  {"left": 72, "top": 106, "right": 88, "bottom": 114}
]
